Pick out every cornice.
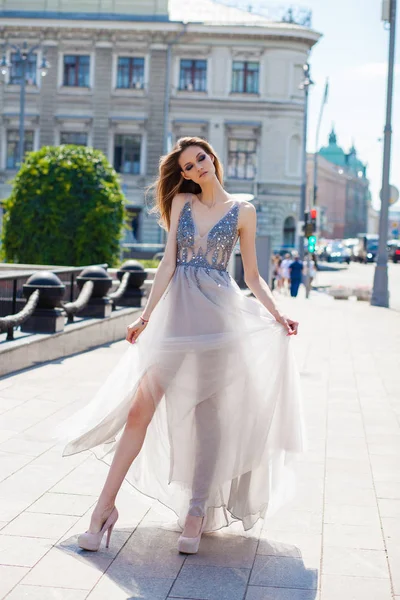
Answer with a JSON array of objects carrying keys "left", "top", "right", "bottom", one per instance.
[{"left": 0, "top": 19, "right": 321, "bottom": 49}]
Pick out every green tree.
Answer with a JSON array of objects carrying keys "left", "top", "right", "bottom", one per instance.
[{"left": 1, "top": 145, "right": 126, "bottom": 266}]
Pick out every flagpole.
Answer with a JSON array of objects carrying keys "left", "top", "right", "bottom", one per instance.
[{"left": 312, "top": 78, "right": 329, "bottom": 208}]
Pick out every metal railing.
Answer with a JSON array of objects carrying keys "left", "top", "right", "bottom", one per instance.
[
  {"left": 0, "top": 288, "right": 39, "bottom": 341},
  {"left": 182, "top": 1, "right": 312, "bottom": 27},
  {"left": 0, "top": 264, "right": 108, "bottom": 320},
  {"left": 109, "top": 272, "right": 130, "bottom": 302},
  {"left": 62, "top": 280, "right": 94, "bottom": 324}
]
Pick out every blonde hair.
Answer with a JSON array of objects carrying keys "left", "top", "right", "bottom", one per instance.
[{"left": 148, "top": 137, "right": 224, "bottom": 231}]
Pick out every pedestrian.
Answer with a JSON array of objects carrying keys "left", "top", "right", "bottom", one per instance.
[
  {"left": 56, "top": 137, "right": 303, "bottom": 555},
  {"left": 271, "top": 253, "right": 281, "bottom": 291},
  {"left": 289, "top": 253, "right": 303, "bottom": 297},
  {"left": 280, "top": 253, "right": 292, "bottom": 294},
  {"left": 308, "top": 258, "right": 316, "bottom": 288}
]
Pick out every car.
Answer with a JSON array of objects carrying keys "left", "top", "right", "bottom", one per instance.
[
  {"left": 353, "top": 234, "right": 379, "bottom": 263},
  {"left": 321, "top": 240, "right": 351, "bottom": 264},
  {"left": 388, "top": 240, "right": 400, "bottom": 263}
]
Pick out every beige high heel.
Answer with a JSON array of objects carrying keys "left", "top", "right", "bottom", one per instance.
[
  {"left": 78, "top": 507, "right": 118, "bottom": 551},
  {"left": 178, "top": 516, "right": 206, "bottom": 554}
]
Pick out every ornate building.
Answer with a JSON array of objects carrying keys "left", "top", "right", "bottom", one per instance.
[
  {"left": 307, "top": 128, "right": 371, "bottom": 239},
  {"left": 0, "top": 0, "right": 320, "bottom": 249}
]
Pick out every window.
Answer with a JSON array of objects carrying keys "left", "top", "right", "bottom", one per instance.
[
  {"left": 232, "top": 61, "right": 259, "bottom": 94},
  {"left": 9, "top": 52, "right": 37, "bottom": 85},
  {"left": 179, "top": 59, "right": 207, "bottom": 92},
  {"left": 63, "top": 55, "right": 90, "bottom": 87},
  {"left": 60, "top": 132, "right": 88, "bottom": 146},
  {"left": 114, "top": 134, "right": 141, "bottom": 175},
  {"left": 227, "top": 139, "right": 257, "bottom": 180},
  {"left": 6, "top": 130, "right": 34, "bottom": 169},
  {"left": 116, "top": 57, "right": 145, "bottom": 89}
]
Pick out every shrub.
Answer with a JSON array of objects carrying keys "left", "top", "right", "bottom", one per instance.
[{"left": 1, "top": 145, "right": 126, "bottom": 266}]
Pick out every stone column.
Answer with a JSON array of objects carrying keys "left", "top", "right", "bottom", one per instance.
[
  {"left": 92, "top": 45, "right": 112, "bottom": 155},
  {"left": 143, "top": 44, "right": 168, "bottom": 243},
  {"left": 146, "top": 45, "right": 167, "bottom": 178},
  {"left": 39, "top": 44, "right": 58, "bottom": 147}
]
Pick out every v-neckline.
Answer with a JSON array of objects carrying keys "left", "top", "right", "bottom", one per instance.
[{"left": 189, "top": 197, "right": 237, "bottom": 239}]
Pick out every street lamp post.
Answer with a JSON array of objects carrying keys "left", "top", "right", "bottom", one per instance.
[
  {"left": 298, "top": 62, "right": 313, "bottom": 261},
  {"left": 371, "top": 0, "right": 397, "bottom": 307},
  {"left": 1, "top": 42, "right": 49, "bottom": 167},
  {"left": 312, "top": 78, "right": 329, "bottom": 208}
]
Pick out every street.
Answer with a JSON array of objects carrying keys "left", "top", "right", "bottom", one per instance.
[
  {"left": 313, "top": 262, "right": 400, "bottom": 312},
  {"left": 0, "top": 293, "right": 399, "bottom": 599}
]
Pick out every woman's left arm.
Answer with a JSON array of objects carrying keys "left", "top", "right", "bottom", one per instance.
[{"left": 238, "top": 202, "right": 299, "bottom": 336}]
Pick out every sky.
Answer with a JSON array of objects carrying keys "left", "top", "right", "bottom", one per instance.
[{"left": 295, "top": 0, "right": 400, "bottom": 209}]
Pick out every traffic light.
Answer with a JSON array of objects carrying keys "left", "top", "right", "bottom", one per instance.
[
  {"left": 304, "top": 211, "right": 313, "bottom": 237},
  {"left": 310, "top": 208, "right": 317, "bottom": 233},
  {"left": 308, "top": 235, "right": 317, "bottom": 253}
]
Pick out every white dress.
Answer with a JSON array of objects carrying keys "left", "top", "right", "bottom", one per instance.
[
  {"left": 57, "top": 196, "right": 305, "bottom": 532},
  {"left": 280, "top": 258, "right": 292, "bottom": 280}
]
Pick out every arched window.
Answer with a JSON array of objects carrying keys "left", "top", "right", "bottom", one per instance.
[
  {"left": 288, "top": 135, "right": 301, "bottom": 175},
  {"left": 283, "top": 216, "right": 296, "bottom": 247}
]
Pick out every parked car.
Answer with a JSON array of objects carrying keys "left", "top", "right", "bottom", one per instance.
[
  {"left": 319, "top": 240, "right": 351, "bottom": 264},
  {"left": 353, "top": 234, "right": 379, "bottom": 263},
  {"left": 388, "top": 240, "right": 400, "bottom": 263}
]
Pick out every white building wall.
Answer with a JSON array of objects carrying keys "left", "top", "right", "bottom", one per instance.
[{"left": 0, "top": 16, "right": 320, "bottom": 249}]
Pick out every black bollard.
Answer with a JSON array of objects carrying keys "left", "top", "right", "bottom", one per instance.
[
  {"left": 115, "top": 260, "right": 147, "bottom": 308},
  {"left": 76, "top": 266, "right": 113, "bottom": 318},
  {"left": 21, "top": 271, "right": 66, "bottom": 334}
]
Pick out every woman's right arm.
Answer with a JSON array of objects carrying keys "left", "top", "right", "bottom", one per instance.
[{"left": 126, "top": 193, "right": 186, "bottom": 343}]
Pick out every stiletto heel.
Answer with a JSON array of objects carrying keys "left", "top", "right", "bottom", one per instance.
[
  {"left": 78, "top": 507, "right": 118, "bottom": 552},
  {"left": 178, "top": 516, "right": 206, "bottom": 554},
  {"left": 105, "top": 522, "right": 115, "bottom": 548}
]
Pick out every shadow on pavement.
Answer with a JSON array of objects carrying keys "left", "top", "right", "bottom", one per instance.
[{"left": 58, "top": 525, "right": 318, "bottom": 599}]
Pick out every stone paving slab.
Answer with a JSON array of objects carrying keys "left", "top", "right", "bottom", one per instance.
[{"left": 0, "top": 292, "right": 399, "bottom": 599}]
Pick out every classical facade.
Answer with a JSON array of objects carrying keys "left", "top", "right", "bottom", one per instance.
[
  {"left": 0, "top": 0, "right": 320, "bottom": 249},
  {"left": 307, "top": 129, "right": 371, "bottom": 239}
]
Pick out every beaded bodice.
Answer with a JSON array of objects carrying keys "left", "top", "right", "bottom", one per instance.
[{"left": 176, "top": 197, "right": 239, "bottom": 274}]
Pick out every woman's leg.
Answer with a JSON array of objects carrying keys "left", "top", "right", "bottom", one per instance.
[
  {"left": 182, "top": 345, "right": 224, "bottom": 537},
  {"left": 189, "top": 395, "right": 221, "bottom": 517},
  {"left": 88, "top": 372, "right": 163, "bottom": 533},
  {"left": 180, "top": 395, "right": 221, "bottom": 537}
]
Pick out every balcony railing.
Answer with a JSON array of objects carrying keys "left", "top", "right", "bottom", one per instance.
[
  {"left": 184, "top": 1, "right": 312, "bottom": 28},
  {"left": 217, "top": 2, "right": 312, "bottom": 26}
]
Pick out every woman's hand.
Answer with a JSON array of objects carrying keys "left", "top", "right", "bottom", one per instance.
[
  {"left": 126, "top": 317, "right": 148, "bottom": 344},
  {"left": 275, "top": 313, "right": 299, "bottom": 336}
]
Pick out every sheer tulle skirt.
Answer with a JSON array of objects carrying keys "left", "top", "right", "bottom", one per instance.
[{"left": 57, "top": 265, "right": 305, "bottom": 532}]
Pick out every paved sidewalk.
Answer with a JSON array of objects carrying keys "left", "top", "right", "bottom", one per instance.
[{"left": 0, "top": 291, "right": 399, "bottom": 600}]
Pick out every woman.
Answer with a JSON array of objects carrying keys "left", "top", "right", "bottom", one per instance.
[
  {"left": 279, "top": 253, "right": 292, "bottom": 295},
  {"left": 58, "top": 137, "right": 304, "bottom": 555}
]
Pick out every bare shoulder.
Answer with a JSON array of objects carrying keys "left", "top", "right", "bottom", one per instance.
[
  {"left": 171, "top": 192, "right": 189, "bottom": 210},
  {"left": 235, "top": 199, "right": 256, "bottom": 229},
  {"left": 237, "top": 200, "right": 256, "bottom": 215},
  {"left": 169, "top": 193, "right": 189, "bottom": 231}
]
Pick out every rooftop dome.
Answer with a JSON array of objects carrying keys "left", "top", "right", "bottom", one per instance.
[
  {"left": 346, "top": 144, "right": 366, "bottom": 175},
  {"left": 319, "top": 127, "right": 347, "bottom": 167}
]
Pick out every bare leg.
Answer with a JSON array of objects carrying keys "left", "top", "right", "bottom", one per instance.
[
  {"left": 88, "top": 373, "right": 162, "bottom": 533},
  {"left": 183, "top": 395, "right": 221, "bottom": 537}
]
